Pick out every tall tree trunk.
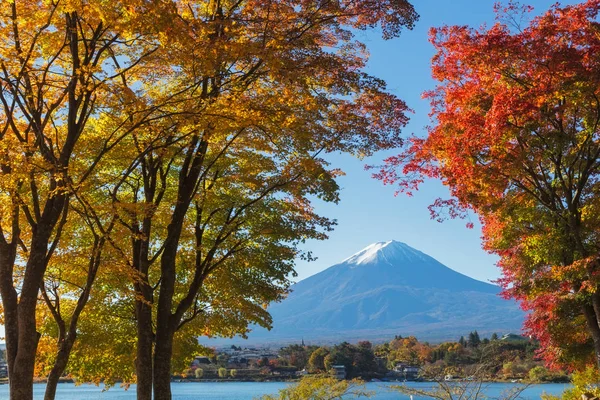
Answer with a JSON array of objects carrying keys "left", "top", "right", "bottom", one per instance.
[
  {"left": 9, "top": 228, "right": 54, "bottom": 400},
  {"left": 135, "top": 285, "right": 155, "bottom": 400},
  {"left": 9, "top": 345, "right": 36, "bottom": 400},
  {"left": 153, "top": 249, "right": 177, "bottom": 400},
  {"left": 10, "top": 296, "right": 40, "bottom": 400},
  {"left": 150, "top": 135, "right": 207, "bottom": 400},
  {"left": 152, "top": 216, "right": 184, "bottom": 400},
  {"left": 153, "top": 326, "right": 175, "bottom": 400},
  {"left": 132, "top": 212, "right": 155, "bottom": 400}
]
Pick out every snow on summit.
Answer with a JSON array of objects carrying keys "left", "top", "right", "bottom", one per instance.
[{"left": 342, "top": 240, "right": 427, "bottom": 266}]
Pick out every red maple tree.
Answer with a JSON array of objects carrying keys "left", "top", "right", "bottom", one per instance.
[{"left": 375, "top": 0, "right": 600, "bottom": 370}]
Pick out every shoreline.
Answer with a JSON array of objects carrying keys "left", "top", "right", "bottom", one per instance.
[{"left": 26, "top": 376, "right": 570, "bottom": 385}]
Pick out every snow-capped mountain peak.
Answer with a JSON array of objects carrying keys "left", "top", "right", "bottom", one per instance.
[
  {"left": 342, "top": 240, "right": 424, "bottom": 266},
  {"left": 243, "top": 240, "right": 524, "bottom": 343}
]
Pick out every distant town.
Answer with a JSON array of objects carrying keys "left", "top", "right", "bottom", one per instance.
[{"left": 178, "top": 332, "right": 569, "bottom": 384}]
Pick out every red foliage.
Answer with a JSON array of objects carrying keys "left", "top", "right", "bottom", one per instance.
[{"left": 375, "top": 0, "right": 600, "bottom": 370}]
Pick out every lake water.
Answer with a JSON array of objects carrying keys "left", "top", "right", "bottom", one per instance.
[{"left": 0, "top": 381, "right": 571, "bottom": 399}]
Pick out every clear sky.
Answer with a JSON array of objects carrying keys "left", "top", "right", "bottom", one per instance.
[{"left": 293, "top": 0, "right": 581, "bottom": 284}]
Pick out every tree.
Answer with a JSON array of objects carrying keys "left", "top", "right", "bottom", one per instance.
[
  {"left": 195, "top": 368, "right": 204, "bottom": 379},
  {"left": 528, "top": 366, "right": 549, "bottom": 382},
  {"left": 103, "top": 1, "right": 418, "bottom": 399},
  {"left": 357, "top": 341, "right": 373, "bottom": 351},
  {"left": 1, "top": 2, "right": 419, "bottom": 400},
  {"left": 280, "top": 344, "right": 318, "bottom": 370},
  {"left": 491, "top": 333, "right": 499, "bottom": 342},
  {"left": 322, "top": 342, "right": 377, "bottom": 379},
  {"left": 468, "top": 331, "right": 481, "bottom": 348},
  {"left": 218, "top": 368, "right": 228, "bottom": 379},
  {"left": 230, "top": 369, "right": 237, "bottom": 378},
  {"left": 375, "top": 0, "right": 600, "bottom": 370},
  {"left": 308, "top": 348, "right": 330, "bottom": 373},
  {"left": 388, "top": 336, "right": 430, "bottom": 367},
  {"left": 324, "top": 342, "right": 354, "bottom": 376},
  {"left": 0, "top": 2, "right": 178, "bottom": 399}
]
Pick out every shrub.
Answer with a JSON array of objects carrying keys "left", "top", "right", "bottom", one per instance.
[
  {"left": 260, "top": 376, "right": 372, "bottom": 400},
  {"left": 528, "top": 366, "right": 548, "bottom": 382}
]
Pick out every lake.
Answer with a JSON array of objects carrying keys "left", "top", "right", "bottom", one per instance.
[{"left": 0, "top": 381, "right": 571, "bottom": 399}]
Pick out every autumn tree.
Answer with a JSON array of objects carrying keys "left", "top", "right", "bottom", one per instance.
[
  {"left": 308, "top": 347, "right": 331, "bottom": 373},
  {"left": 0, "top": 1, "right": 187, "bottom": 399},
  {"left": 0, "top": 2, "right": 417, "bottom": 400},
  {"left": 34, "top": 206, "right": 121, "bottom": 400},
  {"left": 376, "top": 0, "right": 600, "bottom": 370},
  {"left": 280, "top": 344, "right": 318, "bottom": 370},
  {"left": 388, "top": 336, "right": 431, "bottom": 366},
  {"left": 98, "top": 1, "right": 418, "bottom": 399}
]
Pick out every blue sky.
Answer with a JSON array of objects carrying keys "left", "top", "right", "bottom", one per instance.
[{"left": 293, "top": 0, "right": 581, "bottom": 284}]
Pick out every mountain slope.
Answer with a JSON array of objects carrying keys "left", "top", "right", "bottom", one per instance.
[{"left": 250, "top": 240, "right": 525, "bottom": 342}]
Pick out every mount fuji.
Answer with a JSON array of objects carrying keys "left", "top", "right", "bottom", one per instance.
[{"left": 248, "top": 240, "right": 525, "bottom": 343}]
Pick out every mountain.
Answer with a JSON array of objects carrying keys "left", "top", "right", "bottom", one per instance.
[{"left": 245, "top": 240, "right": 525, "bottom": 343}]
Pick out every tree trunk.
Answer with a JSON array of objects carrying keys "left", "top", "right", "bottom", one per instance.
[
  {"left": 153, "top": 327, "right": 175, "bottom": 400},
  {"left": 153, "top": 228, "right": 180, "bottom": 400},
  {"left": 132, "top": 217, "right": 155, "bottom": 400},
  {"left": 153, "top": 260, "right": 176, "bottom": 400},
  {"left": 135, "top": 290, "right": 155, "bottom": 400},
  {"left": 43, "top": 338, "right": 75, "bottom": 400},
  {"left": 9, "top": 301, "right": 40, "bottom": 400},
  {"left": 0, "top": 250, "right": 18, "bottom": 369},
  {"left": 0, "top": 253, "right": 23, "bottom": 400},
  {"left": 150, "top": 136, "right": 206, "bottom": 400},
  {"left": 0, "top": 217, "right": 22, "bottom": 400},
  {"left": 8, "top": 365, "right": 35, "bottom": 400},
  {"left": 9, "top": 231, "right": 53, "bottom": 400}
]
